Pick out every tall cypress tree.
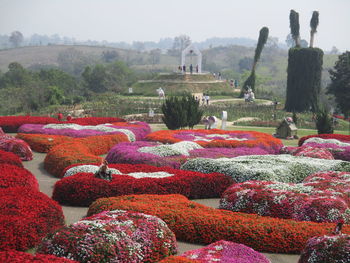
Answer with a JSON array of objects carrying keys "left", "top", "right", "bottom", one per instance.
[
  {"left": 290, "top": 10, "right": 301, "bottom": 47},
  {"left": 241, "top": 27, "right": 269, "bottom": 95},
  {"left": 309, "top": 11, "right": 319, "bottom": 48}
]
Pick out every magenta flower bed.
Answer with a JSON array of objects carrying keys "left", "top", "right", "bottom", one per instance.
[
  {"left": 38, "top": 210, "right": 177, "bottom": 263},
  {"left": 18, "top": 121, "right": 151, "bottom": 140},
  {"left": 180, "top": 240, "right": 271, "bottom": 263},
  {"left": 106, "top": 141, "right": 270, "bottom": 169},
  {"left": 220, "top": 180, "right": 350, "bottom": 223},
  {"left": 302, "top": 142, "right": 350, "bottom": 162}
]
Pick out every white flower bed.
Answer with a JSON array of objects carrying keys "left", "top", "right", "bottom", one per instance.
[
  {"left": 181, "top": 154, "right": 350, "bottom": 183},
  {"left": 43, "top": 123, "right": 136, "bottom": 141},
  {"left": 192, "top": 134, "right": 248, "bottom": 142},
  {"left": 138, "top": 141, "right": 203, "bottom": 157},
  {"left": 304, "top": 137, "right": 350, "bottom": 147}
]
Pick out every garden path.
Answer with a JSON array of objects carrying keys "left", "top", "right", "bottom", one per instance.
[{"left": 23, "top": 151, "right": 299, "bottom": 263}]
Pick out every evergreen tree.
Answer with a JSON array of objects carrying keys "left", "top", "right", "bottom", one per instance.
[
  {"left": 161, "top": 96, "right": 187, "bottom": 130},
  {"left": 315, "top": 106, "right": 334, "bottom": 134},
  {"left": 289, "top": 10, "right": 301, "bottom": 47},
  {"left": 186, "top": 95, "right": 203, "bottom": 129},
  {"left": 309, "top": 11, "right": 319, "bottom": 48}
]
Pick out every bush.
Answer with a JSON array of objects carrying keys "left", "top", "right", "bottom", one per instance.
[{"left": 316, "top": 107, "right": 334, "bottom": 134}]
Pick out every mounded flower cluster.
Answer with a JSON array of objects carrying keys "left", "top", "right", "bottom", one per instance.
[
  {"left": 38, "top": 209, "right": 177, "bottom": 263},
  {"left": 159, "top": 256, "right": 197, "bottom": 263},
  {"left": 146, "top": 129, "right": 282, "bottom": 153},
  {"left": 0, "top": 250, "right": 79, "bottom": 262},
  {"left": 298, "top": 234, "right": 350, "bottom": 263},
  {"left": 65, "top": 116, "right": 125, "bottom": 125},
  {"left": 18, "top": 121, "right": 150, "bottom": 141},
  {"left": 88, "top": 194, "right": 350, "bottom": 253},
  {"left": 0, "top": 149, "right": 23, "bottom": 167},
  {"left": 220, "top": 180, "right": 350, "bottom": 223},
  {"left": 299, "top": 134, "right": 350, "bottom": 146},
  {"left": 280, "top": 145, "right": 334, "bottom": 159},
  {"left": 0, "top": 131, "right": 33, "bottom": 161},
  {"left": 0, "top": 187, "right": 65, "bottom": 251},
  {"left": 53, "top": 163, "right": 233, "bottom": 206},
  {"left": 106, "top": 141, "right": 271, "bottom": 169},
  {"left": 0, "top": 164, "right": 39, "bottom": 191},
  {"left": 181, "top": 154, "right": 350, "bottom": 183},
  {"left": 44, "top": 133, "right": 130, "bottom": 177}
]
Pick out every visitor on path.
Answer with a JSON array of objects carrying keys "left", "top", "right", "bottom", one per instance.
[
  {"left": 190, "top": 64, "right": 193, "bottom": 74},
  {"left": 249, "top": 91, "right": 255, "bottom": 102},
  {"left": 182, "top": 65, "right": 186, "bottom": 73},
  {"left": 218, "top": 72, "right": 222, "bottom": 80},
  {"left": 202, "top": 94, "right": 206, "bottom": 105},
  {"left": 206, "top": 95, "right": 210, "bottom": 105},
  {"left": 157, "top": 87, "right": 165, "bottom": 99},
  {"left": 178, "top": 65, "right": 182, "bottom": 72},
  {"left": 244, "top": 91, "right": 249, "bottom": 102},
  {"left": 57, "top": 112, "right": 63, "bottom": 121},
  {"left": 66, "top": 114, "right": 72, "bottom": 121},
  {"left": 196, "top": 65, "right": 199, "bottom": 73}
]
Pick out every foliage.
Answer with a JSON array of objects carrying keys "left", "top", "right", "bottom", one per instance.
[
  {"left": 309, "top": 11, "right": 319, "bottom": 48},
  {"left": 316, "top": 106, "right": 334, "bottom": 134},
  {"left": 289, "top": 10, "right": 300, "bottom": 47},
  {"left": 9, "top": 31, "right": 23, "bottom": 47},
  {"left": 327, "top": 51, "right": 350, "bottom": 118}
]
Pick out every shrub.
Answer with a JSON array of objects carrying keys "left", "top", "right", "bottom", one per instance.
[
  {"left": 0, "top": 164, "right": 38, "bottom": 190},
  {"left": 0, "top": 149, "right": 23, "bottom": 167},
  {"left": 316, "top": 107, "right": 334, "bottom": 134},
  {"left": 0, "top": 250, "right": 79, "bottom": 263}
]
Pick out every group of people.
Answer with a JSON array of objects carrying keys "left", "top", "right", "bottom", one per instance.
[
  {"left": 178, "top": 64, "right": 199, "bottom": 74},
  {"left": 57, "top": 112, "right": 72, "bottom": 121},
  {"left": 199, "top": 94, "right": 210, "bottom": 105},
  {"left": 244, "top": 88, "right": 255, "bottom": 102}
]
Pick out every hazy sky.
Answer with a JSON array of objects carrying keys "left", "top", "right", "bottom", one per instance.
[{"left": 0, "top": 0, "right": 349, "bottom": 51}]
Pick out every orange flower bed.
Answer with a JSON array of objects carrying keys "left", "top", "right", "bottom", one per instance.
[
  {"left": 88, "top": 194, "right": 350, "bottom": 253},
  {"left": 159, "top": 256, "right": 197, "bottom": 263},
  {"left": 17, "top": 134, "right": 74, "bottom": 153},
  {"left": 44, "top": 134, "right": 129, "bottom": 177},
  {"left": 146, "top": 129, "right": 282, "bottom": 153}
]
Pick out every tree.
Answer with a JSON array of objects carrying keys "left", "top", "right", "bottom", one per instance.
[
  {"left": 186, "top": 95, "right": 203, "bottom": 129},
  {"left": 82, "top": 65, "right": 108, "bottom": 93},
  {"left": 315, "top": 106, "right": 334, "bottom": 134},
  {"left": 102, "top": 50, "right": 120, "bottom": 62},
  {"left": 148, "top": 49, "right": 161, "bottom": 65},
  {"left": 241, "top": 27, "right": 269, "bottom": 95},
  {"left": 168, "top": 35, "right": 191, "bottom": 56},
  {"left": 9, "top": 31, "right": 23, "bottom": 47},
  {"left": 327, "top": 51, "right": 350, "bottom": 118},
  {"left": 309, "top": 11, "right": 319, "bottom": 48},
  {"left": 238, "top": 57, "right": 253, "bottom": 73},
  {"left": 289, "top": 10, "right": 301, "bottom": 47}
]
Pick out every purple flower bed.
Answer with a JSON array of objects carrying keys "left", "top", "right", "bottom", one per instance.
[
  {"left": 18, "top": 122, "right": 150, "bottom": 140},
  {"left": 106, "top": 142, "right": 271, "bottom": 169}
]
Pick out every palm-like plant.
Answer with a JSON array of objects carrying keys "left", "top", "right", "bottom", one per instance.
[
  {"left": 289, "top": 10, "right": 301, "bottom": 47},
  {"left": 309, "top": 11, "right": 319, "bottom": 48}
]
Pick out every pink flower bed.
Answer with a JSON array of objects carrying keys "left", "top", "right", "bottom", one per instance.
[
  {"left": 280, "top": 145, "right": 334, "bottom": 159},
  {"left": 0, "top": 250, "right": 79, "bottom": 263},
  {"left": 299, "top": 134, "right": 350, "bottom": 146},
  {"left": 37, "top": 210, "right": 177, "bottom": 263},
  {"left": 299, "top": 234, "right": 350, "bottom": 263},
  {"left": 53, "top": 163, "right": 233, "bottom": 206},
  {"left": 0, "top": 164, "right": 39, "bottom": 191},
  {"left": 18, "top": 121, "right": 150, "bottom": 140},
  {"left": 0, "top": 134, "right": 33, "bottom": 161},
  {"left": 106, "top": 141, "right": 270, "bottom": 169}
]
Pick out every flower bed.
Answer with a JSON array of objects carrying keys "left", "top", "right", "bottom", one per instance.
[
  {"left": 0, "top": 164, "right": 39, "bottom": 191},
  {"left": 220, "top": 180, "right": 350, "bottom": 223},
  {"left": 146, "top": 129, "right": 282, "bottom": 153},
  {"left": 38, "top": 209, "right": 177, "bottom": 263},
  {"left": 299, "top": 134, "right": 350, "bottom": 146},
  {"left": 181, "top": 155, "right": 350, "bottom": 183},
  {"left": 44, "top": 133, "right": 130, "bottom": 177},
  {"left": 280, "top": 145, "right": 334, "bottom": 159},
  {"left": 0, "top": 250, "right": 79, "bottom": 262},
  {"left": 0, "top": 149, "right": 23, "bottom": 167},
  {"left": 298, "top": 234, "right": 350, "bottom": 263},
  {"left": 0, "top": 134, "right": 33, "bottom": 161},
  {"left": 88, "top": 194, "right": 350, "bottom": 253},
  {"left": 16, "top": 133, "right": 74, "bottom": 152},
  {"left": 106, "top": 141, "right": 270, "bottom": 169},
  {"left": 18, "top": 121, "right": 150, "bottom": 140},
  {"left": 159, "top": 256, "right": 197, "bottom": 263},
  {"left": 65, "top": 116, "right": 125, "bottom": 125},
  {"left": 53, "top": 163, "right": 233, "bottom": 206},
  {"left": 0, "top": 187, "right": 64, "bottom": 251}
]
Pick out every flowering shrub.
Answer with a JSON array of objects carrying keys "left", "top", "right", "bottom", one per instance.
[
  {"left": 0, "top": 149, "right": 23, "bottom": 167},
  {"left": 159, "top": 256, "right": 197, "bottom": 263},
  {"left": 38, "top": 209, "right": 177, "bottom": 263},
  {"left": 66, "top": 116, "right": 125, "bottom": 125},
  {"left": 181, "top": 155, "right": 350, "bottom": 183},
  {"left": 146, "top": 129, "right": 282, "bottom": 153},
  {"left": 0, "top": 250, "right": 79, "bottom": 262},
  {"left": 0, "top": 134, "right": 33, "bottom": 161},
  {"left": 106, "top": 141, "right": 271, "bottom": 169},
  {"left": 220, "top": 180, "right": 350, "bottom": 223},
  {"left": 19, "top": 121, "right": 150, "bottom": 140},
  {"left": 0, "top": 187, "right": 64, "bottom": 251},
  {"left": 280, "top": 145, "right": 334, "bottom": 159},
  {"left": 298, "top": 234, "right": 350, "bottom": 263},
  {"left": 16, "top": 133, "right": 74, "bottom": 152},
  {"left": 53, "top": 163, "right": 232, "bottom": 206},
  {"left": 88, "top": 194, "right": 350, "bottom": 253},
  {"left": 0, "top": 116, "right": 59, "bottom": 132},
  {"left": 0, "top": 164, "right": 39, "bottom": 191},
  {"left": 180, "top": 240, "right": 271, "bottom": 263},
  {"left": 44, "top": 133, "right": 129, "bottom": 177},
  {"left": 299, "top": 134, "right": 350, "bottom": 146}
]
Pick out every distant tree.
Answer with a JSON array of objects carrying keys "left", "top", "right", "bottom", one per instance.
[
  {"left": 327, "top": 51, "right": 350, "bottom": 118},
  {"left": 47, "top": 85, "right": 65, "bottom": 105},
  {"left": 241, "top": 27, "right": 269, "bottom": 95},
  {"left": 162, "top": 96, "right": 187, "bottom": 130},
  {"left": 102, "top": 50, "right": 120, "bottom": 62},
  {"left": 9, "top": 31, "right": 23, "bottom": 47},
  {"left": 309, "top": 11, "right": 319, "bottom": 48},
  {"left": 148, "top": 49, "right": 162, "bottom": 65},
  {"left": 82, "top": 65, "right": 108, "bottom": 93},
  {"left": 329, "top": 46, "right": 339, "bottom": 55},
  {"left": 168, "top": 35, "right": 191, "bottom": 57},
  {"left": 289, "top": 10, "right": 301, "bottom": 47},
  {"left": 3, "top": 62, "right": 31, "bottom": 87},
  {"left": 186, "top": 95, "right": 203, "bottom": 129},
  {"left": 238, "top": 57, "right": 253, "bottom": 73},
  {"left": 132, "top": 41, "right": 145, "bottom": 52},
  {"left": 57, "top": 48, "right": 94, "bottom": 76}
]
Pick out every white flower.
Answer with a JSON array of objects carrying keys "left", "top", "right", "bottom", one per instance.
[
  {"left": 304, "top": 137, "right": 350, "bottom": 147},
  {"left": 127, "top": 172, "right": 174, "bottom": 179},
  {"left": 138, "top": 141, "right": 202, "bottom": 157}
]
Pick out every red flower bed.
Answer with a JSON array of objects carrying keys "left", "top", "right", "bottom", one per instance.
[
  {"left": 16, "top": 133, "right": 74, "bottom": 153},
  {"left": 146, "top": 129, "right": 282, "bottom": 153},
  {"left": 66, "top": 117, "right": 125, "bottom": 125},
  {"left": 299, "top": 134, "right": 350, "bottom": 146},
  {"left": 0, "top": 187, "right": 65, "bottom": 251},
  {"left": 0, "top": 150, "right": 23, "bottom": 167},
  {"left": 53, "top": 163, "right": 233, "bottom": 206},
  {"left": 0, "top": 250, "right": 79, "bottom": 262},
  {"left": 0, "top": 164, "right": 38, "bottom": 191},
  {"left": 88, "top": 194, "right": 350, "bottom": 253},
  {"left": 44, "top": 134, "right": 129, "bottom": 177}
]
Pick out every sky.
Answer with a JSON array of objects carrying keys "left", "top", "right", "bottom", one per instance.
[{"left": 0, "top": 0, "right": 349, "bottom": 51}]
